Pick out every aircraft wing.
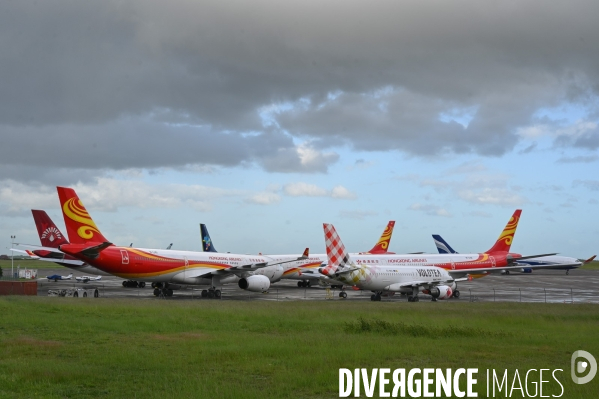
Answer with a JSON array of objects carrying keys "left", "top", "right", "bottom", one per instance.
[
  {"left": 10, "top": 248, "right": 40, "bottom": 258},
  {"left": 187, "top": 249, "right": 311, "bottom": 278},
  {"left": 447, "top": 259, "right": 576, "bottom": 277},
  {"left": 15, "top": 243, "right": 65, "bottom": 253}
]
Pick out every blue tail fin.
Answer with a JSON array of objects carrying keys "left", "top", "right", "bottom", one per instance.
[
  {"left": 432, "top": 234, "right": 458, "bottom": 254},
  {"left": 200, "top": 224, "right": 217, "bottom": 252}
]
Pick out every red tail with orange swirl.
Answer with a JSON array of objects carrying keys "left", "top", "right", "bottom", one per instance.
[
  {"left": 485, "top": 210, "right": 522, "bottom": 254},
  {"left": 366, "top": 221, "right": 395, "bottom": 254},
  {"left": 56, "top": 187, "right": 110, "bottom": 245}
]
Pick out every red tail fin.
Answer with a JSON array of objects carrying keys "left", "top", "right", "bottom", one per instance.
[
  {"left": 486, "top": 210, "right": 522, "bottom": 253},
  {"left": 56, "top": 187, "right": 109, "bottom": 244},
  {"left": 366, "top": 221, "right": 395, "bottom": 254},
  {"left": 31, "top": 210, "right": 70, "bottom": 248}
]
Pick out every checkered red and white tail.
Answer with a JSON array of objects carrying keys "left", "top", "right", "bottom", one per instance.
[{"left": 321, "top": 223, "right": 351, "bottom": 276}]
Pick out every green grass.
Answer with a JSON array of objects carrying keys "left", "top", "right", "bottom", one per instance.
[
  {"left": 581, "top": 260, "right": 599, "bottom": 270},
  {"left": 1, "top": 298, "right": 598, "bottom": 398},
  {"left": 0, "top": 259, "right": 66, "bottom": 271}
]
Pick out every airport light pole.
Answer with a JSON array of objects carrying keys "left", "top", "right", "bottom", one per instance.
[{"left": 11, "top": 235, "right": 15, "bottom": 279}]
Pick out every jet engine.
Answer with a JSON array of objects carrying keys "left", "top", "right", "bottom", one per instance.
[
  {"left": 238, "top": 275, "right": 270, "bottom": 292},
  {"left": 429, "top": 285, "right": 453, "bottom": 300}
]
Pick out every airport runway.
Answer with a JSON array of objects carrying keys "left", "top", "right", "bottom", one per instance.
[{"left": 32, "top": 267, "right": 599, "bottom": 304}]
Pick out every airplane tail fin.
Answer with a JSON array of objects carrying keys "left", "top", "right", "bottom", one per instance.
[
  {"left": 200, "top": 223, "right": 217, "bottom": 252},
  {"left": 56, "top": 187, "right": 109, "bottom": 245},
  {"left": 31, "top": 210, "right": 70, "bottom": 248},
  {"left": 432, "top": 234, "right": 458, "bottom": 254},
  {"left": 485, "top": 210, "right": 522, "bottom": 254},
  {"left": 321, "top": 223, "right": 352, "bottom": 276},
  {"left": 366, "top": 221, "right": 395, "bottom": 254}
]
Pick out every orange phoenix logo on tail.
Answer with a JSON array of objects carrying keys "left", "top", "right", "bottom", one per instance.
[
  {"left": 486, "top": 210, "right": 522, "bottom": 254},
  {"left": 367, "top": 221, "right": 395, "bottom": 254},
  {"left": 57, "top": 187, "right": 109, "bottom": 244}
]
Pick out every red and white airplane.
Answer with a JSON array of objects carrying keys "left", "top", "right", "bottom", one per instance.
[
  {"left": 318, "top": 211, "right": 562, "bottom": 301},
  {"left": 53, "top": 187, "right": 307, "bottom": 298}
]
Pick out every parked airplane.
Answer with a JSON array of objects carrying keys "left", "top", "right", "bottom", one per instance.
[
  {"left": 76, "top": 275, "right": 102, "bottom": 283},
  {"left": 46, "top": 273, "right": 73, "bottom": 282},
  {"left": 318, "top": 213, "right": 564, "bottom": 301},
  {"left": 197, "top": 221, "right": 397, "bottom": 289},
  {"left": 54, "top": 187, "right": 308, "bottom": 298},
  {"left": 432, "top": 234, "right": 594, "bottom": 275}
]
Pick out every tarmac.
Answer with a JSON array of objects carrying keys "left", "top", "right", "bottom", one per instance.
[{"left": 32, "top": 267, "right": 599, "bottom": 304}]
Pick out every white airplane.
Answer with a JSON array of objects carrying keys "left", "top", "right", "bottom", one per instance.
[
  {"left": 318, "top": 223, "right": 563, "bottom": 302},
  {"left": 76, "top": 275, "right": 102, "bottom": 283},
  {"left": 46, "top": 273, "right": 73, "bottom": 282}
]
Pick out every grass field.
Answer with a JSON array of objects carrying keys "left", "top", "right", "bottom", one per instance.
[
  {"left": 1, "top": 298, "right": 598, "bottom": 398},
  {"left": 581, "top": 260, "right": 599, "bottom": 270}
]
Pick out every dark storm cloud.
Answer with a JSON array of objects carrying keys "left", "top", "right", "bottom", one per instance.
[{"left": 2, "top": 0, "right": 599, "bottom": 169}]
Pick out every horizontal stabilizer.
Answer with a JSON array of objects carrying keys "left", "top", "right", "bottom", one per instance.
[
  {"left": 78, "top": 242, "right": 113, "bottom": 258},
  {"left": 583, "top": 255, "right": 597, "bottom": 264},
  {"left": 512, "top": 253, "right": 558, "bottom": 261}
]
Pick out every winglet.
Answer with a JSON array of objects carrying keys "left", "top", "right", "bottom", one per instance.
[
  {"left": 56, "top": 187, "right": 109, "bottom": 244},
  {"left": 366, "top": 221, "right": 395, "bottom": 254},
  {"left": 486, "top": 210, "right": 522, "bottom": 254}
]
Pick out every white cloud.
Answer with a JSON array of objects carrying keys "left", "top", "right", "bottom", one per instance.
[
  {"left": 245, "top": 192, "right": 281, "bottom": 205},
  {"left": 283, "top": 182, "right": 356, "bottom": 200},
  {"left": 339, "top": 210, "right": 378, "bottom": 220},
  {"left": 409, "top": 203, "right": 452, "bottom": 217}
]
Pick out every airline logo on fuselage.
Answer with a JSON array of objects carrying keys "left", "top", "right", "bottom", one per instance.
[{"left": 417, "top": 269, "right": 442, "bottom": 278}]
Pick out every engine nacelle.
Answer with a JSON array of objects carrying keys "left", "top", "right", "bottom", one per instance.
[
  {"left": 238, "top": 275, "right": 270, "bottom": 292},
  {"left": 429, "top": 285, "right": 453, "bottom": 300}
]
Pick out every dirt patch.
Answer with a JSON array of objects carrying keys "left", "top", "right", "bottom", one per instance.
[{"left": 151, "top": 332, "right": 206, "bottom": 341}]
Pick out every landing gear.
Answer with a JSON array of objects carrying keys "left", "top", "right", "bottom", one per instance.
[
  {"left": 370, "top": 293, "right": 381, "bottom": 301},
  {"left": 452, "top": 290, "right": 460, "bottom": 299},
  {"left": 297, "top": 281, "right": 312, "bottom": 288},
  {"left": 566, "top": 270, "right": 570, "bottom": 275},
  {"left": 94, "top": 289, "right": 99, "bottom": 298},
  {"left": 123, "top": 280, "right": 146, "bottom": 288},
  {"left": 504, "top": 270, "right": 510, "bottom": 275},
  {"left": 408, "top": 295, "right": 419, "bottom": 302},
  {"left": 201, "top": 287, "right": 222, "bottom": 299},
  {"left": 154, "top": 288, "right": 161, "bottom": 296},
  {"left": 339, "top": 291, "right": 347, "bottom": 299}
]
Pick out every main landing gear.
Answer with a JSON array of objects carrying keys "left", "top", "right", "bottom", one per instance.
[
  {"left": 407, "top": 286, "right": 420, "bottom": 302},
  {"left": 566, "top": 270, "right": 570, "bottom": 275},
  {"left": 297, "top": 280, "right": 311, "bottom": 288},
  {"left": 339, "top": 291, "right": 347, "bottom": 299},
  {"left": 201, "top": 287, "right": 222, "bottom": 299},
  {"left": 452, "top": 290, "right": 460, "bottom": 299},
  {"left": 370, "top": 293, "right": 382, "bottom": 301},
  {"left": 151, "top": 282, "right": 173, "bottom": 297},
  {"left": 123, "top": 280, "right": 146, "bottom": 288}
]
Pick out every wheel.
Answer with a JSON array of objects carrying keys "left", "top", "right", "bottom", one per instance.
[
  {"left": 414, "top": 296, "right": 419, "bottom": 302},
  {"left": 505, "top": 270, "right": 510, "bottom": 275},
  {"left": 83, "top": 291, "right": 88, "bottom": 297},
  {"left": 566, "top": 270, "right": 570, "bottom": 275},
  {"left": 208, "top": 290, "right": 215, "bottom": 299},
  {"left": 139, "top": 282, "right": 146, "bottom": 288},
  {"left": 306, "top": 281, "right": 311, "bottom": 288},
  {"left": 151, "top": 282, "right": 156, "bottom": 289},
  {"left": 340, "top": 292, "right": 347, "bottom": 299},
  {"left": 215, "top": 290, "right": 222, "bottom": 299},
  {"left": 453, "top": 290, "right": 460, "bottom": 299},
  {"left": 431, "top": 297, "right": 437, "bottom": 302},
  {"left": 408, "top": 296, "right": 413, "bottom": 302},
  {"left": 371, "top": 294, "right": 376, "bottom": 301},
  {"left": 376, "top": 294, "right": 382, "bottom": 302},
  {"left": 154, "top": 288, "right": 160, "bottom": 296},
  {"left": 297, "top": 281, "right": 303, "bottom": 287},
  {"left": 94, "top": 289, "right": 99, "bottom": 298},
  {"left": 73, "top": 291, "right": 78, "bottom": 298},
  {"left": 166, "top": 289, "right": 174, "bottom": 297},
  {"left": 54, "top": 279, "right": 58, "bottom": 282},
  {"left": 201, "top": 290, "right": 208, "bottom": 298}
]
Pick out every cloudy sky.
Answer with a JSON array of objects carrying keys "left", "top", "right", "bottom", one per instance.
[{"left": 2, "top": 0, "right": 598, "bottom": 258}]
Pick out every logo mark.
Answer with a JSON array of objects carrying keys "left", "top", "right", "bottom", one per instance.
[
  {"left": 41, "top": 227, "right": 62, "bottom": 243},
  {"left": 571, "top": 350, "right": 597, "bottom": 384}
]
